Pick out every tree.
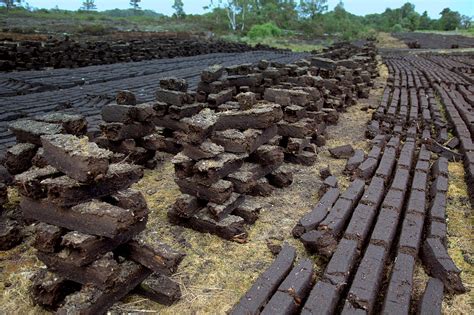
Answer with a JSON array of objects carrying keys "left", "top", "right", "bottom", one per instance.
[
  {"left": 1, "top": 0, "right": 22, "bottom": 10},
  {"left": 172, "top": 0, "right": 185, "bottom": 18},
  {"left": 299, "top": 0, "right": 328, "bottom": 19},
  {"left": 81, "top": 0, "right": 96, "bottom": 11},
  {"left": 460, "top": 15, "right": 472, "bottom": 29},
  {"left": 206, "top": 0, "right": 253, "bottom": 32},
  {"left": 130, "top": 0, "right": 141, "bottom": 11},
  {"left": 419, "top": 11, "right": 431, "bottom": 29},
  {"left": 438, "top": 8, "right": 461, "bottom": 30}
]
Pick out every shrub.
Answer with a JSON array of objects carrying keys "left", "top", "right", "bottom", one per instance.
[
  {"left": 247, "top": 22, "right": 282, "bottom": 39},
  {"left": 392, "top": 24, "right": 404, "bottom": 33},
  {"left": 77, "top": 24, "right": 113, "bottom": 35}
]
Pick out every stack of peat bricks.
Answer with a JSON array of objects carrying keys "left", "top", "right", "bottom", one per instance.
[
  {"left": 167, "top": 100, "right": 288, "bottom": 242},
  {"left": 0, "top": 113, "right": 88, "bottom": 251},
  {"left": 14, "top": 133, "right": 184, "bottom": 313},
  {"left": 0, "top": 35, "right": 279, "bottom": 71},
  {"left": 97, "top": 90, "right": 162, "bottom": 168},
  {"left": 164, "top": 42, "right": 379, "bottom": 241}
]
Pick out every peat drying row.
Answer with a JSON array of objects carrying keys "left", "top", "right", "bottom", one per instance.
[
  {"left": 231, "top": 51, "right": 472, "bottom": 314},
  {"left": 0, "top": 34, "right": 281, "bottom": 71}
]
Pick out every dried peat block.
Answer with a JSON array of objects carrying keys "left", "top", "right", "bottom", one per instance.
[
  {"left": 33, "top": 222, "right": 63, "bottom": 253},
  {"left": 15, "top": 166, "right": 62, "bottom": 199},
  {"left": 101, "top": 104, "right": 137, "bottom": 123},
  {"left": 160, "top": 77, "right": 188, "bottom": 92},
  {"left": 267, "top": 165, "right": 293, "bottom": 188},
  {"left": 30, "top": 268, "right": 79, "bottom": 310},
  {"left": 4, "top": 142, "right": 37, "bottom": 174},
  {"left": 417, "top": 277, "right": 444, "bottom": 315},
  {"left": 301, "top": 281, "right": 339, "bottom": 315},
  {"left": 201, "top": 64, "right": 224, "bottom": 83},
  {"left": 345, "top": 149, "right": 366, "bottom": 173},
  {"left": 301, "top": 179, "right": 365, "bottom": 256},
  {"left": 250, "top": 145, "right": 284, "bottom": 166},
  {"left": 192, "top": 153, "right": 247, "bottom": 185},
  {"left": 230, "top": 244, "right": 296, "bottom": 315},
  {"left": 180, "top": 108, "right": 217, "bottom": 144},
  {"left": 261, "top": 259, "right": 314, "bottom": 315},
  {"left": 169, "top": 207, "right": 247, "bottom": 241},
  {"left": 37, "top": 252, "right": 122, "bottom": 290},
  {"left": 359, "top": 176, "right": 385, "bottom": 207},
  {"left": 135, "top": 273, "right": 181, "bottom": 306},
  {"left": 292, "top": 188, "right": 340, "bottom": 238},
  {"left": 0, "top": 218, "right": 23, "bottom": 250},
  {"left": 182, "top": 140, "right": 224, "bottom": 160},
  {"left": 346, "top": 244, "right": 387, "bottom": 314},
  {"left": 41, "top": 134, "right": 112, "bottom": 183},
  {"left": 344, "top": 203, "right": 378, "bottom": 247},
  {"left": 9, "top": 119, "right": 65, "bottom": 145},
  {"left": 277, "top": 119, "right": 316, "bottom": 138},
  {"left": 208, "top": 192, "right": 245, "bottom": 220},
  {"left": 214, "top": 103, "right": 283, "bottom": 131},
  {"left": 329, "top": 144, "right": 354, "bottom": 159},
  {"left": 51, "top": 228, "right": 144, "bottom": 267},
  {"left": 227, "top": 162, "right": 280, "bottom": 194},
  {"left": 398, "top": 212, "right": 425, "bottom": 256},
  {"left": 248, "top": 177, "right": 274, "bottom": 197},
  {"left": 171, "top": 194, "right": 202, "bottom": 219},
  {"left": 116, "top": 90, "right": 137, "bottom": 105},
  {"left": 169, "top": 103, "right": 205, "bottom": 120},
  {"left": 155, "top": 88, "right": 190, "bottom": 106},
  {"left": 382, "top": 253, "right": 416, "bottom": 315},
  {"left": 233, "top": 198, "right": 263, "bottom": 224},
  {"left": 56, "top": 260, "right": 151, "bottom": 315},
  {"left": 21, "top": 198, "right": 146, "bottom": 238},
  {"left": 211, "top": 125, "right": 278, "bottom": 154},
  {"left": 421, "top": 238, "right": 466, "bottom": 294},
  {"left": 323, "top": 238, "right": 360, "bottom": 289},
  {"left": 100, "top": 122, "right": 155, "bottom": 142},
  {"left": 35, "top": 113, "right": 87, "bottom": 135},
  {"left": 118, "top": 236, "right": 185, "bottom": 276},
  {"left": 175, "top": 178, "right": 233, "bottom": 204},
  {"left": 40, "top": 163, "right": 143, "bottom": 207}
]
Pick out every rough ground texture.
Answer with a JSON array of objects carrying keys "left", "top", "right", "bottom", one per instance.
[{"left": 0, "top": 50, "right": 308, "bottom": 152}]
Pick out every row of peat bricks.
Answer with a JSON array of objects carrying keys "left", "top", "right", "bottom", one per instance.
[
  {"left": 0, "top": 35, "right": 281, "bottom": 71},
  {"left": 231, "top": 53, "right": 471, "bottom": 314},
  {"left": 0, "top": 41, "right": 379, "bottom": 314}
]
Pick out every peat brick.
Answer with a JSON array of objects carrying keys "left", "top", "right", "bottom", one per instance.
[
  {"left": 329, "top": 144, "right": 354, "bottom": 159},
  {"left": 33, "top": 222, "right": 63, "bottom": 253},
  {"left": 180, "top": 109, "right": 217, "bottom": 144},
  {"left": 323, "top": 238, "right": 359, "bottom": 289},
  {"left": 406, "top": 190, "right": 426, "bottom": 215},
  {"left": 136, "top": 273, "right": 181, "bottom": 306},
  {"left": 0, "top": 218, "right": 23, "bottom": 250},
  {"left": 292, "top": 188, "right": 339, "bottom": 238},
  {"left": 230, "top": 244, "right": 296, "bottom": 315},
  {"left": 391, "top": 168, "right": 410, "bottom": 192},
  {"left": 428, "top": 221, "right": 447, "bottom": 247},
  {"left": 356, "top": 158, "right": 378, "bottom": 180},
  {"left": 41, "top": 134, "right": 112, "bottom": 183},
  {"left": 56, "top": 261, "right": 151, "bottom": 315},
  {"left": 35, "top": 113, "right": 87, "bottom": 136},
  {"left": 176, "top": 178, "right": 233, "bottom": 204},
  {"left": 344, "top": 204, "right": 378, "bottom": 247},
  {"left": 370, "top": 207, "right": 400, "bottom": 249},
  {"left": 100, "top": 122, "right": 155, "bottom": 142},
  {"left": 182, "top": 141, "right": 224, "bottom": 161},
  {"left": 101, "top": 104, "right": 137, "bottom": 123},
  {"left": 9, "top": 119, "right": 64, "bottom": 145},
  {"left": 421, "top": 238, "right": 466, "bottom": 294},
  {"left": 119, "top": 237, "right": 185, "bottom": 276},
  {"left": 382, "top": 253, "right": 415, "bottom": 315},
  {"left": 430, "top": 176, "right": 448, "bottom": 198},
  {"left": 261, "top": 259, "right": 313, "bottom": 315},
  {"left": 14, "top": 165, "right": 61, "bottom": 199},
  {"left": 301, "top": 281, "right": 339, "bottom": 315},
  {"left": 160, "top": 77, "right": 188, "bottom": 92},
  {"left": 233, "top": 198, "right": 263, "bottom": 224},
  {"left": 5, "top": 143, "right": 37, "bottom": 174},
  {"left": 208, "top": 193, "right": 244, "bottom": 220},
  {"left": 432, "top": 157, "right": 449, "bottom": 178},
  {"left": 345, "top": 149, "right": 366, "bottom": 173},
  {"left": 267, "top": 165, "right": 293, "bottom": 188},
  {"left": 40, "top": 163, "right": 143, "bottom": 207},
  {"left": 417, "top": 277, "right": 444, "bottom": 315},
  {"left": 347, "top": 244, "right": 387, "bottom": 314},
  {"left": 429, "top": 193, "right": 447, "bottom": 222},
  {"left": 214, "top": 103, "right": 283, "bottom": 131},
  {"left": 116, "top": 90, "right": 136, "bottom": 105},
  {"left": 381, "top": 188, "right": 404, "bottom": 212},
  {"left": 360, "top": 176, "right": 385, "bottom": 206},
  {"left": 31, "top": 268, "right": 79, "bottom": 310},
  {"left": 399, "top": 212, "right": 425, "bottom": 256}
]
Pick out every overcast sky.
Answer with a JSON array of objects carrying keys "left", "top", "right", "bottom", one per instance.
[{"left": 24, "top": 1, "right": 474, "bottom": 18}]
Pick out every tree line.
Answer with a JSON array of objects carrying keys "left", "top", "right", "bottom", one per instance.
[{"left": 1, "top": 0, "right": 472, "bottom": 40}]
